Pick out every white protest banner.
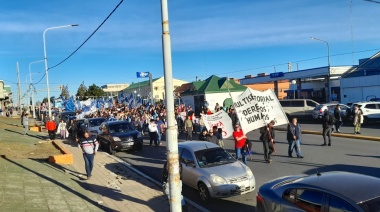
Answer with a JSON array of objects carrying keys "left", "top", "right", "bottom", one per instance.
[
  {"left": 232, "top": 88, "right": 288, "bottom": 134},
  {"left": 201, "top": 110, "right": 234, "bottom": 138}
]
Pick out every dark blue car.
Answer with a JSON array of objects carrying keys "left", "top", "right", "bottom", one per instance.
[
  {"left": 257, "top": 171, "right": 380, "bottom": 212},
  {"left": 97, "top": 121, "right": 143, "bottom": 154}
]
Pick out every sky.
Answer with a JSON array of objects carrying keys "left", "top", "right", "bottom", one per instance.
[{"left": 1, "top": 0, "right": 380, "bottom": 104}]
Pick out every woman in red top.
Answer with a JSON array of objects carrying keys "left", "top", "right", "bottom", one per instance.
[{"left": 233, "top": 124, "right": 247, "bottom": 164}]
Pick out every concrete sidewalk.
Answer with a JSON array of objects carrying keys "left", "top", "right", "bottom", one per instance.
[
  {"left": 59, "top": 139, "right": 171, "bottom": 212},
  {"left": 0, "top": 116, "right": 200, "bottom": 212}
]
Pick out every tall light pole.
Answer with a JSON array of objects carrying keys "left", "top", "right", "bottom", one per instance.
[
  {"left": 311, "top": 36, "right": 331, "bottom": 102},
  {"left": 43, "top": 24, "right": 78, "bottom": 118},
  {"left": 161, "top": 0, "right": 181, "bottom": 211},
  {"left": 29, "top": 60, "right": 44, "bottom": 118},
  {"left": 291, "top": 80, "right": 297, "bottom": 99}
]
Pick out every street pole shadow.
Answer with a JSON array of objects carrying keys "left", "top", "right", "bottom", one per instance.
[
  {"left": 73, "top": 179, "right": 169, "bottom": 211},
  {"left": 0, "top": 155, "right": 118, "bottom": 212},
  {"left": 4, "top": 129, "right": 49, "bottom": 140},
  {"left": 31, "top": 158, "right": 86, "bottom": 178}
]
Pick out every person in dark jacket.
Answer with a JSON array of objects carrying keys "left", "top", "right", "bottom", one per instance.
[
  {"left": 229, "top": 109, "right": 238, "bottom": 128},
  {"left": 198, "top": 129, "right": 208, "bottom": 141},
  {"left": 287, "top": 118, "right": 303, "bottom": 158},
  {"left": 259, "top": 120, "right": 276, "bottom": 163},
  {"left": 333, "top": 104, "right": 343, "bottom": 133},
  {"left": 207, "top": 130, "right": 219, "bottom": 145},
  {"left": 322, "top": 109, "right": 333, "bottom": 146}
]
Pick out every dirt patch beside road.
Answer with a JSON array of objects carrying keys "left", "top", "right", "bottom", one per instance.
[
  {"left": 0, "top": 141, "right": 61, "bottom": 159},
  {"left": 0, "top": 117, "right": 61, "bottom": 159}
]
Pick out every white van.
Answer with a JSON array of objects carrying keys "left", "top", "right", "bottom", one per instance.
[{"left": 279, "top": 99, "right": 319, "bottom": 118}]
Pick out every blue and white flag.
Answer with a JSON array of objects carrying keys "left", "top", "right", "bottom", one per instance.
[
  {"left": 136, "top": 72, "right": 149, "bottom": 78},
  {"left": 75, "top": 100, "right": 82, "bottom": 110},
  {"left": 136, "top": 97, "right": 142, "bottom": 108},
  {"left": 64, "top": 96, "right": 75, "bottom": 112},
  {"left": 105, "top": 97, "right": 113, "bottom": 109},
  {"left": 145, "top": 102, "right": 151, "bottom": 110},
  {"left": 129, "top": 99, "right": 134, "bottom": 109},
  {"left": 128, "top": 93, "right": 134, "bottom": 102},
  {"left": 97, "top": 98, "right": 105, "bottom": 109},
  {"left": 119, "top": 92, "right": 125, "bottom": 103}
]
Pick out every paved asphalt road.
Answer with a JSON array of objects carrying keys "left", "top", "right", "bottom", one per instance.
[{"left": 109, "top": 123, "right": 380, "bottom": 211}]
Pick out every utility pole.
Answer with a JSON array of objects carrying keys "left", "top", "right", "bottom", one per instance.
[
  {"left": 160, "top": 0, "right": 181, "bottom": 211},
  {"left": 149, "top": 72, "right": 154, "bottom": 104},
  {"left": 16, "top": 62, "right": 21, "bottom": 112}
]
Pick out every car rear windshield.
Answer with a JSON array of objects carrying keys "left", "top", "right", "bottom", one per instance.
[
  {"left": 358, "top": 196, "right": 380, "bottom": 211},
  {"left": 89, "top": 118, "right": 106, "bottom": 127},
  {"left": 194, "top": 147, "right": 236, "bottom": 168},
  {"left": 109, "top": 122, "right": 135, "bottom": 133}
]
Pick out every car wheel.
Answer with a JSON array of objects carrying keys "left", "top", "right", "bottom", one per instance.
[
  {"left": 108, "top": 143, "right": 116, "bottom": 155},
  {"left": 198, "top": 182, "right": 211, "bottom": 202}
]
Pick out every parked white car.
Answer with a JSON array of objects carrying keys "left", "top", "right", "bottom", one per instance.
[
  {"left": 279, "top": 99, "right": 319, "bottom": 119},
  {"left": 349, "top": 102, "right": 380, "bottom": 123},
  {"left": 312, "top": 103, "right": 349, "bottom": 120}
]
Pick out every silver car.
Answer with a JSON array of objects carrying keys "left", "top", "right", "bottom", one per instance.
[
  {"left": 81, "top": 117, "right": 107, "bottom": 136},
  {"left": 312, "top": 103, "right": 349, "bottom": 119},
  {"left": 257, "top": 171, "right": 380, "bottom": 212},
  {"left": 177, "top": 141, "right": 255, "bottom": 202}
]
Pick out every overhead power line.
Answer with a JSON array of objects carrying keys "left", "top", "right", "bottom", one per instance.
[{"left": 179, "top": 47, "right": 380, "bottom": 81}]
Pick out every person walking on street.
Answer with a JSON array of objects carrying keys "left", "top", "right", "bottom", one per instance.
[
  {"left": 184, "top": 116, "right": 193, "bottom": 141},
  {"left": 22, "top": 113, "right": 29, "bottom": 135},
  {"left": 155, "top": 116, "right": 164, "bottom": 143},
  {"left": 334, "top": 104, "right": 343, "bottom": 133},
  {"left": 148, "top": 119, "right": 159, "bottom": 146},
  {"left": 322, "top": 109, "right": 333, "bottom": 146},
  {"left": 229, "top": 109, "right": 238, "bottom": 128},
  {"left": 287, "top": 118, "right": 303, "bottom": 158},
  {"left": 78, "top": 131, "right": 99, "bottom": 180},
  {"left": 198, "top": 129, "right": 208, "bottom": 141},
  {"left": 233, "top": 124, "right": 247, "bottom": 164},
  {"left": 58, "top": 120, "right": 67, "bottom": 139},
  {"left": 198, "top": 116, "right": 205, "bottom": 134},
  {"left": 217, "top": 128, "right": 224, "bottom": 148},
  {"left": 207, "top": 129, "right": 219, "bottom": 145},
  {"left": 353, "top": 105, "right": 363, "bottom": 134},
  {"left": 260, "top": 120, "right": 276, "bottom": 163},
  {"left": 45, "top": 118, "right": 57, "bottom": 141}
]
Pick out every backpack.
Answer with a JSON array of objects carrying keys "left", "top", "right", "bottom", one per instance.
[{"left": 328, "top": 114, "right": 336, "bottom": 125}]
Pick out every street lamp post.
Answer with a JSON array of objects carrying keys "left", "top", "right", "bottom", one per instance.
[
  {"left": 29, "top": 60, "right": 44, "bottom": 118},
  {"left": 291, "top": 80, "right": 297, "bottom": 99},
  {"left": 311, "top": 37, "right": 331, "bottom": 102},
  {"left": 43, "top": 24, "right": 78, "bottom": 118}
]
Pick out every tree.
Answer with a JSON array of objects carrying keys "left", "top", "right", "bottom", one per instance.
[
  {"left": 60, "top": 85, "right": 70, "bottom": 99},
  {"left": 76, "top": 81, "right": 87, "bottom": 100},
  {"left": 86, "top": 84, "right": 105, "bottom": 97},
  {"left": 42, "top": 97, "right": 55, "bottom": 104}
]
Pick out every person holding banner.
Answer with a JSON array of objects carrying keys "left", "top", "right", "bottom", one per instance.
[
  {"left": 259, "top": 120, "right": 276, "bottom": 164},
  {"left": 233, "top": 124, "right": 247, "bottom": 164}
]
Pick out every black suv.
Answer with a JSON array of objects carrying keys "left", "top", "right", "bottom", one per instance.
[{"left": 97, "top": 121, "right": 143, "bottom": 154}]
